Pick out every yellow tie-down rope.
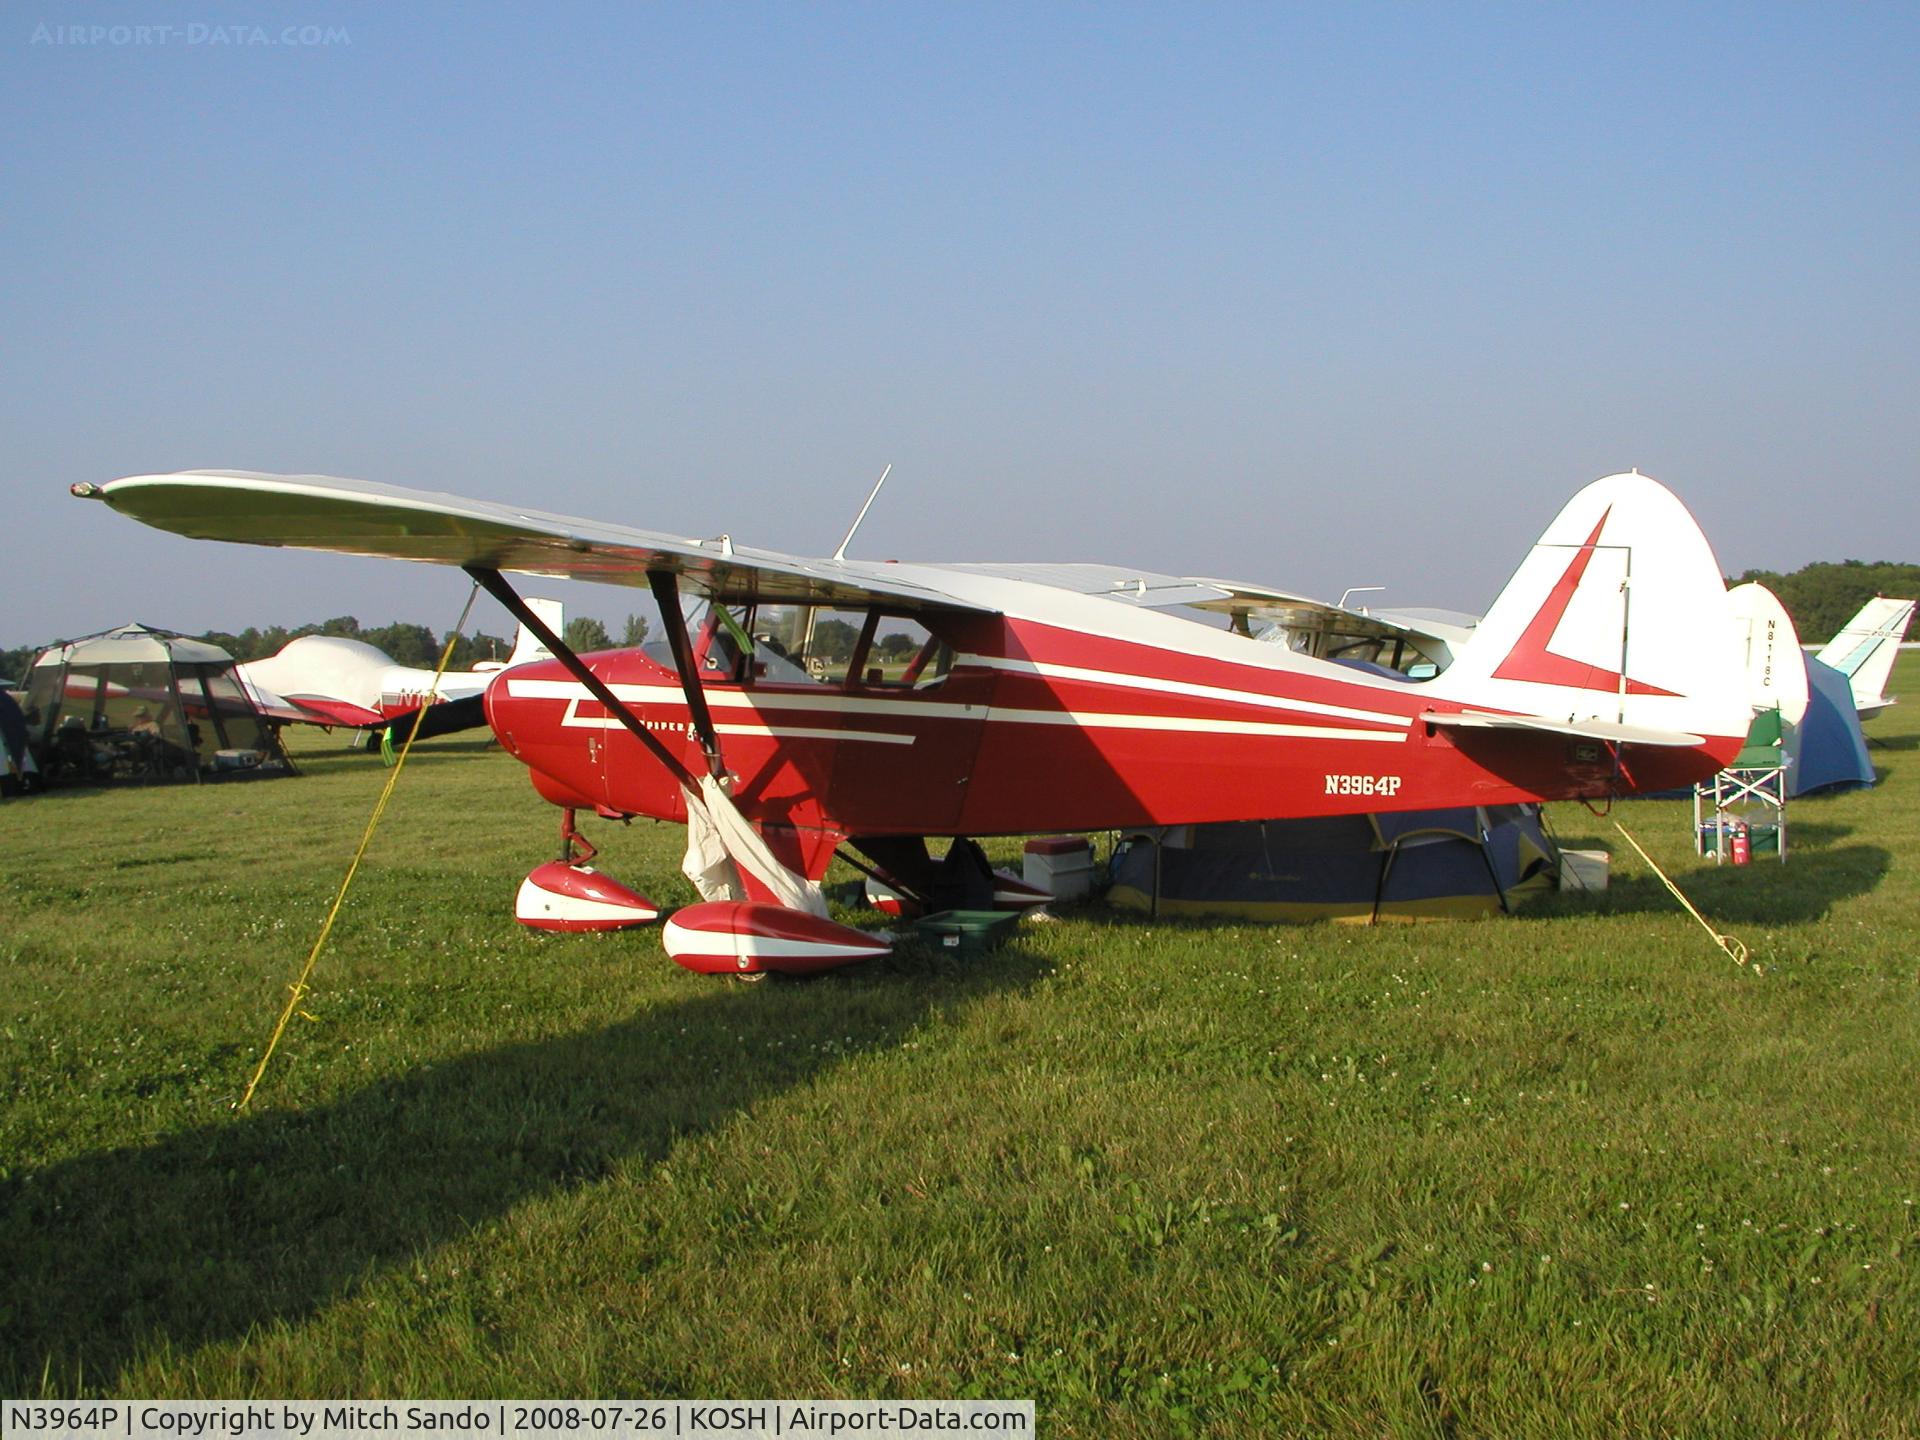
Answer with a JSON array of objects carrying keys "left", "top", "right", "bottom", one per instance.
[
  {"left": 238, "top": 584, "right": 480, "bottom": 1110},
  {"left": 1611, "top": 820, "right": 1753, "bottom": 971}
]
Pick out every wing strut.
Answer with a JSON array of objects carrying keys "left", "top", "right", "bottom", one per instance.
[
  {"left": 464, "top": 565, "right": 699, "bottom": 789},
  {"left": 645, "top": 570, "right": 727, "bottom": 780}
]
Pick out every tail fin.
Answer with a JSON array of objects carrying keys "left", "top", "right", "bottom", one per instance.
[
  {"left": 506, "top": 598, "right": 564, "bottom": 667},
  {"left": 1726, "top": 581, "right": 1809, "bottom": 726},
  {"left": 1428, "top": 473, "right": 1747, "bottom": 743},
  {"left": 1814, "top": 595, "right": 1913, "bottom": 710}
]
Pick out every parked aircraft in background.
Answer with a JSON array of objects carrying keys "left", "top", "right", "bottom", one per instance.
[
  {"left": 1723, "top": 581, "right": 1876, "bottom": 795},
  {"left": 238, "top": 599, "right": 562, "bottom": 740},
  {"left": 77, "top": 468, "right": 1748, "bottom": 976},
  {"left": 1814, "top": 596, "right": 1915, "bottom": 721},
  {"left": 1728, "top": 582, "right": 1810, "bottom": 728}
]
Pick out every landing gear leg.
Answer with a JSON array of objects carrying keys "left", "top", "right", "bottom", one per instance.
[{"left": 558, "top": 807, "right": 599, "bottom": 866}]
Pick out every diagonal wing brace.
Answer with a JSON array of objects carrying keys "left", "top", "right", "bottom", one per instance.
[
  {"left": 464, "top": 565, "right": 707, "bottom": 791},
  {"left": 645, "top": 570, "right": 727, "bottom": 780}
]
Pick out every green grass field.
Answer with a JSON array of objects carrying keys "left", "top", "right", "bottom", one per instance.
[{"left": 5, "top": 660, "right": 1918, "bottom": 1435}]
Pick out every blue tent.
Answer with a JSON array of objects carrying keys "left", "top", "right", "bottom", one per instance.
[
  {"left": 1107, "top": 805, "right": 1562, "bottom": 923},
  {"left": 1790, "top": 657, "right": 1875, "bottom": 796}
]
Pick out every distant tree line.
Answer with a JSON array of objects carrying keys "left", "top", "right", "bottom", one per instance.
[
  {"left": 1729, "top": 560, "right": 1920, "bottom": 645},
  {"left": 0, "top": 612, "right": 651, "bottom": 683}
]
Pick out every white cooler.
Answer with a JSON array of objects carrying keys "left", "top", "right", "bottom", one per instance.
[{"left": 1023, "top": 835, "right": 1096, "bottom": 901}]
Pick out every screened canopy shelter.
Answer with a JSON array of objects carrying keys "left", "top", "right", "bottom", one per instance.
[{"left": 23, "top": 623, "right": 291, "bottom": 786}]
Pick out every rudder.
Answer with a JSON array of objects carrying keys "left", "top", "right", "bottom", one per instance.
[
  {"left": 1430, "top": 472, "right": 1747, "bottom": 744},
  {"left": 507, "top": 598, "right": 564, "bottom": 666}
]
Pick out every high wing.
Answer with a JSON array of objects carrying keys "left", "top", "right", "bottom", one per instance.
[
  {"left": 76, "top": 470, "right": 997, "bottom": 616},
  {"left": 1180, "top": 579, "right": 1469, "bottom": 668},
  {"left": 931, "top": 565, "right": 1469, "bottom": 669},
  {"left": 79, "top": 473, "right": 1470, "bottom": 668}
]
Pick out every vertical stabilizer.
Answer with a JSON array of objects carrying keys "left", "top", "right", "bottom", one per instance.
[
  {"left": 1814, "top": 596, "right": 1913, "bottom": 716},
  {"left": 507, "top": 598, "right": 564, "bottom": 667},
  {"left": 1726, "top": 582, "right": 1809, "bottom": 726},
  {"left": 1428, "top": 473, "right": 1747, "bottom": 743}
]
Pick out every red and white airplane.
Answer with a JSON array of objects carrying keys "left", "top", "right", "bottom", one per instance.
[
  {"left": 76, "top": 467, "right": 1748, "bottom": 975},
  {"left": 236, "top": 599, "right": 562, "bottom": 739}
]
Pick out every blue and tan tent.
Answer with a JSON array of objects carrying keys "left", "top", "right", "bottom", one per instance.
[{"left": 1107, "top": 805, "right": 1562, "bottom": 923}]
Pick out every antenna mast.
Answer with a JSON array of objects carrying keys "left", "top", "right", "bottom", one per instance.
[{"left": 832, "top": 463, "right": 893, "bottom": 563}]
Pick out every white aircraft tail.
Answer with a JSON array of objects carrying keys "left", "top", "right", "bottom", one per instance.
[
  {"left": 1427, "top": 472, "right": 1748, "bottom": 743},
  {"left": 1814, "top": 595, "right": 1913, "bottom": 712},
  {"left": 1726, "top": 582, "right": 1809, "bottom": 726},
  {"left": 507, "top": 598, "right": 564, "bottom": 666}
]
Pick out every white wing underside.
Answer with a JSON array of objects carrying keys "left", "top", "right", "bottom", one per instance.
[
  {"left": 85, "top": 472, "right": 1456, "bottom": 658},
  {"left": 88, "top": 470, "right": 992, "bottom": 614}
]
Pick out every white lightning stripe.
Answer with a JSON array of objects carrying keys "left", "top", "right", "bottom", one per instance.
[
  {"left": 545, "top": 694, "right": 913, "bottom": 745},
  {"left": 988, "top": 708, "right": 1405, "bottom": 742},
  {"left": 955, "top": 653, "right": 1410, "bottom": 727},
  {"left": 714, "top": 723, "right": 914, "bottom": 747},
  {"left": 509, "top": 678, "right": 1406, "bottom": 743},
  {"left": 507, "top": 676, "right": 983, "bottom": 721}
]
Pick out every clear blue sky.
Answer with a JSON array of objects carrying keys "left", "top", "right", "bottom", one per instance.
[{"left": 4, "top": 1, "right": 1916, "bottom": 651}]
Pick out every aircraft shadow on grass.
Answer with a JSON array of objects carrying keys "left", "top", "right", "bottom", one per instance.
[{"left": 0, "top": 947, "right": 1048, "bottom": 1392}]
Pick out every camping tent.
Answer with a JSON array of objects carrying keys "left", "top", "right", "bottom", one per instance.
[
  {"left": 22, "top": 623, "right": 291, "bottom": 786},
  {"left": 1107, "top": 805, "right": 1562, "bottom": 923},
  {"left": 1791, "top": 657, "right": 1875, "bottom": 795}
]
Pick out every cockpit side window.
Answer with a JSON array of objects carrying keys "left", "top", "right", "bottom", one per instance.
[{"left": 855, "top": 617, "right": 954, "bottom": 690}]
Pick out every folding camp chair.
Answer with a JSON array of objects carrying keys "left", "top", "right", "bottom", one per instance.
[{"left": 1695, "top": 707, "right": 1787, "bottom": 862}]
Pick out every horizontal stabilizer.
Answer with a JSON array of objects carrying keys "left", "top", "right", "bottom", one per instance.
[{"left": 1422, "top": 710, "right": 1705, "bottom": 748}]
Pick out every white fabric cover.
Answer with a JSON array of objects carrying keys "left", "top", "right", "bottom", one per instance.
[{"left": 679, "top": 774, "right": 829, "bottom": 917}]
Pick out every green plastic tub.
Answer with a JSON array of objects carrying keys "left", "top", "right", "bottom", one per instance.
[{"left": 910, "top": 909, "right": 1022, "bottom": 954}]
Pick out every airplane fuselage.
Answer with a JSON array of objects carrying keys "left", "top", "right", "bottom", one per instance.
[{"left": 486, "top": 605, "right": 1739, "bottom": 878}]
